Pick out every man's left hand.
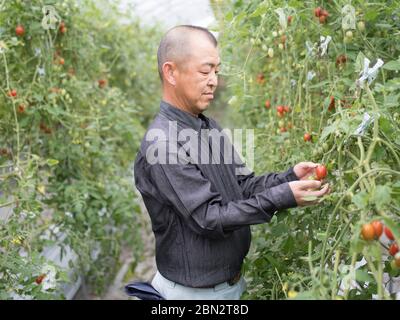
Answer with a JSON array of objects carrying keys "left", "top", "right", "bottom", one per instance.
[{"left": 293, "top": 162, "right": 319, "bottom": 180}]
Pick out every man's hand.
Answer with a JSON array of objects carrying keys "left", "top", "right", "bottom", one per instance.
[
  {"left": 293, "top": 162, "right": 319, "bottom": 180},
  {"left": 288, "top": 180, "right": 330, "bottom": 206}
]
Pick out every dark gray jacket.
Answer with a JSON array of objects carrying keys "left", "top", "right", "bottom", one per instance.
[{"left": 134, "top": 100, "right": 298, "bottom": 288}]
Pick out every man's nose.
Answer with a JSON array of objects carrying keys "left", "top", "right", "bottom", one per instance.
[{"left": 208, "top": 72, "right": 218, "bottom": 88}]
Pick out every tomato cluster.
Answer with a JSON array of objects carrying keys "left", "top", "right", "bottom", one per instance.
[
  {"left": 314, "top": 7, "right": 329, "bottom": 24},
  {"left": 361, "top": 222, "right": 399, "bottom": 268}
]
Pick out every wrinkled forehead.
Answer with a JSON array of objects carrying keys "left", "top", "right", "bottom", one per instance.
[{"left": 186, "top": 36, "right": 220, "bottom": 66}]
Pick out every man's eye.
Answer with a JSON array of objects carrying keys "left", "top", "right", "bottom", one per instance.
[
  {"left": 215, "top": 70, "right": 220, "bottom": 74},
  {"left": 201, "top": 71, "right": 210, "bottom": 75}
]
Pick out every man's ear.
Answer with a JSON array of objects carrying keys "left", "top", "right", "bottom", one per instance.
[{"left": 162, "top": 62, "right": 177, "bottom": 86}]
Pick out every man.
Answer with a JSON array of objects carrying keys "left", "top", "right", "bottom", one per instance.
[{"left": 134, "top": 25, "right": 330, "bottom": 300}]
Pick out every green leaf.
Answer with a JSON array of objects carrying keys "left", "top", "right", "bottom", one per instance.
[
  {"left": 383, "top": 94, "right": 400, "bottom": 107},
  {"left": 379, "top": 117, "right": 394, "bottom": 136},
  {"left": 383, "top": 60, "right": 400, "bottom": 71},
  {"left": 249, "top": 3, "right": 268, "bottom": 17},
  {"left": 372, "top": 185, "right": 392, "bottom": 210},
  {"left": 319, "top": 122, "right": 338, "bottom": 141},
  {"left": 355, "top": 52, "right": 366, "bottom": 74},
  {"left": 308, "top": 80, "right": 330, "bottom": 89},
  {"left": 393, "top": 181, "right": 400, "bottom": 188},
  {"left": 352, "top": 191, "right": 369, "bottom": 209},
  {"left": 375, "top": 23, "right": 393, "bottom": 29},
  {"left": 355, "top": 269, "right": 374, "bottom": 283},
  {"left": 292, "top": 290, "right": 316, "bottom": 300},
  {"left": 46, "top": 159, "right": 59, "bottom": 166},
  {"left": 271, "top": 223, "right": 289, "bottom": 236},
  {"left": 264, "top": 254, "right": 281, "bottom": 270}
]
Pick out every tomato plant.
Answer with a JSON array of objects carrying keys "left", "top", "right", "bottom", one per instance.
[
  {"left": 0, "top": 0, "right": 161, "bottom": 299},
  {"left": 214, "top": 0, "right": 400, "bottom": 300}
]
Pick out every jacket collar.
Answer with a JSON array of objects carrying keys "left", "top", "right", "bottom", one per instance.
[{"left": 159, "top": 100, "right": 209, "bottom": 132}]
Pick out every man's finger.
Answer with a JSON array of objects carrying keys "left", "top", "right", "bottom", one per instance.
[
  {"left": 298, "top": 179, "right": 322, "bottom": 190},
  {"left": 308, "top": 184, "right": 330, "bottom": 197},
  {"left": 301, "top": 162, "right": 318, "bottom": 168}
]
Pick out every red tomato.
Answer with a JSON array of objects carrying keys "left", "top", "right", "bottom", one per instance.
[
  {"left": 265, "top": 100, "right": 271, "bottom": 109},
  {"left": 35, "top": 274, "right": 46, "bottom": 285},
  {"left": 8, "top": 89, "right": 17, "bottom": 98},
  {"left": 287, "top": 15, "right": 293, "bottom": 25},
  {"left": 277, "top": 105, "right": 284, "bottom": 113},
  {"left": 389, "top": 243, "right": 399, "bottom": 256},
  {"left": 283, "top": 106, "right": 290, "bottom": 113},
  {"left": 319, "top": 15, "right": 327, "bottom": 24},
  {"left": 256, "top": 73, "right": 265, "bottom": 84},
  {"left": 17, "top": 104, "right": 25, "bottom": 114},
  {"left": 335, "top": 54, "right": 347, "bottom": 67},
  {"left": 361, "top": 223, "right": 375, "bottom": 241},
  {"left": 328, "top": 96, "right": 335, "bottom": 111},
  {"left": 59, "top": 21, "right": 67, "bottom": 34},
  {"left": 371, "top": 220, "right": 383, "bottom": 239},
  {"left": 98, "top": 79, "right": 107, "bottom": 88},
  {"left": 315, "top": 165, "right": 327, "bottom": 180},
  {"left": 15, "top": 25, "right": 25, "bottom": 36},
  {"left": 385, "top": 227, "right": 395, "bottom": 240},
  {"left": 314, "top": 7, "right": 322, "bottom": 17},
  {"left": 303, "top": 133, "right": 312, "bottom": 142}
]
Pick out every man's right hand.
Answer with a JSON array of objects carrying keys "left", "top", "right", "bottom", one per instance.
[{"left": 288, "top": 180, "right": 330, "bottom": 206}]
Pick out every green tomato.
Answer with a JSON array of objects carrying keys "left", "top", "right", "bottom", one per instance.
[
  {"left": 343, "top": 36, "right": 352, "bottom": 44},
  {"left": 345, "top": 30, "right": 353, "bottom": 38},
  {"left": 391, "top": 259, "right": 400, "bottom": 271}
]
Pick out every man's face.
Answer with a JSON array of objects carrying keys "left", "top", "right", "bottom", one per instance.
[{"left": 174, "top": 36, "right": 220, "bottom": 114}]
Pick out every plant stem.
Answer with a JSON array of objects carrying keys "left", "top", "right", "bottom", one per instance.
[{"left": 2, "top": 52, "right": 21, "bottom": 167}]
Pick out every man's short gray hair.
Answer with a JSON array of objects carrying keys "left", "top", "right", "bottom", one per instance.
[{"left": 157, "top": 25, "right": 218, "bottom": 81}]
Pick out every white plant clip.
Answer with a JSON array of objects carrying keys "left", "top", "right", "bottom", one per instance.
[
  {"left": 318, "top": 35, "right": 332, "bottom": 56},
  {"left": 341, "top": 4, "right": 356, "bottom": 30},
  {"left": 290, "top": 79, "right": 297, "bottom": 87},
  {"left": 305, "top": 41, "right": 315, "bottom": 56},
  {"left": 275, "top": 8, "right": 287, "bottom": 30},
  {"left": 357, "top": 58, "right": 384, "bottom": 86},
  {"left": 307, "top": 71, "right": 316, "bottom": 81},
  {"left": 0, "top": 40, "right": 7, "bottom": 54},
  {"left": 41, "top": 5, "right": 61, "bottom": 30},
  {"left": 354, "top": 113, "right": 374, "bottom": 136},
  {"left": 37, "top": 66, "right": 46, "bottom": 77}
]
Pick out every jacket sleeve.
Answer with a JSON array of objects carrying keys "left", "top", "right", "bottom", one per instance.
[
  {"left": 147, "top": 150, "right": 298, "bottom": 240},
  {"left": 235, "top": 162, "right": 299, "bottom": 199},
  {"left": 210, "top": 118, "right": 299, "bottom": 199}
]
